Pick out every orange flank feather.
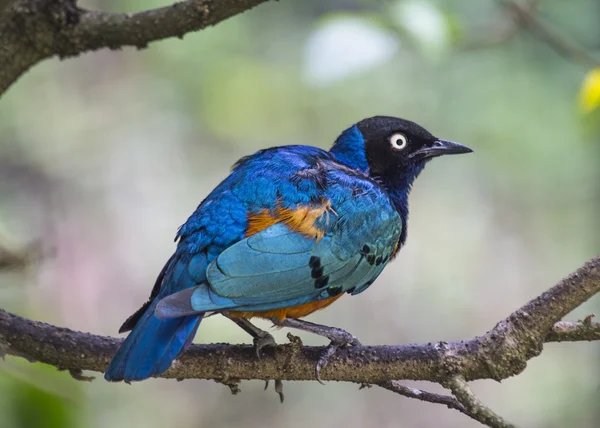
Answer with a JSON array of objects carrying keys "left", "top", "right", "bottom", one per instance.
[
  {"left": 237, "top": 200, "right": 340, "bottom": 320},
  {"left": 246, "top": 200, "right": 335, "bottom": 240},
  {"left": 245, "top": 210, "right": 280, "bottom": 238},
  {"left": 227, "top": 294, "right": 343, "bottom": 321}
]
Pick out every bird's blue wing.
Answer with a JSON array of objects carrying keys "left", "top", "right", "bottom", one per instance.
[{"left": 156, "top": 171, "right": 402, "bottom": 317}]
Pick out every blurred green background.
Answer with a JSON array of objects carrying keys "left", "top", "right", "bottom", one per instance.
[{"left": 1, "top": 0, "right": 599, "bottom": 427}]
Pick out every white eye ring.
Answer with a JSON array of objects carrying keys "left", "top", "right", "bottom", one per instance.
[{"left": 390, "top": 133, "right": 408, "bottom": 150}]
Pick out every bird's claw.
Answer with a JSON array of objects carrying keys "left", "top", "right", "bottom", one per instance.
[
  {"left": 253, "top": 332, "right": 277, "bottom": 359},
  {"left": 264, "top": 379, "right": 284, "bottom": 403},
  {"left": 315, "top": 332, "right": 361, "bottom": 384},
  {"left": 315, "top": 344, "right": 338, "bottom": 384}
]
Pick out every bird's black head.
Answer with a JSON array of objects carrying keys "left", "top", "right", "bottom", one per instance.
[
  {"left": 330, "top": 115, "right": 472, "bottom": 185},
  {"left": 356, "top": 116, "right": 472, "bottom": 178}
]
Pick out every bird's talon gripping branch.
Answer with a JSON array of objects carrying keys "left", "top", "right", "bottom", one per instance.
[
  {"left": 253, "top": 332, "right": 277, "bottom": 359},
  {"left": 272, "top": 318, "right": 361, "bottom": 383},
  {"left": 317, "top": 331, "right": 362, "bottom": 383},
  {"left": 315, "top": 343, "right": 339, "bottom": 384},
  {"left": 225, "top": 316, "right": 277, "bottom": 358}
]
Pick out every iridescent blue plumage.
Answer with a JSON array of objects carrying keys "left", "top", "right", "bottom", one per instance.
[{"left": 104, "top": 116, "right": 472, "bottom": 382}]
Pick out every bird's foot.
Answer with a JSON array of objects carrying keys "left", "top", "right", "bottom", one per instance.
[
  {"left": 314, "top": 328, "right": 361, "bottom": 384},
  {"left": 312, "top": 325, "right": 362, "bottom": 348},
  {"left": 225, "top": 316, "right": 277, "bottom": 358},
  {"left": 271, "top": 318, "right": 361, "bottom": 384},
  {"left": 253, "top": 331, "right": 277, "bottom": 359}
]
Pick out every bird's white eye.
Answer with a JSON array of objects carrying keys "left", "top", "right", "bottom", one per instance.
[{"left": 389, "top": 133, "right": 408, "bottom": 150}]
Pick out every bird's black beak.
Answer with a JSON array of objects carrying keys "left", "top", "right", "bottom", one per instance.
[{"left": 409, "top": 139, "right": 473, "bottom": 160}]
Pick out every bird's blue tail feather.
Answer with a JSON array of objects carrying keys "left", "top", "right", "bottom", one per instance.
[{"left": 104, "top": 300, "right": 202, "bottom": 382}]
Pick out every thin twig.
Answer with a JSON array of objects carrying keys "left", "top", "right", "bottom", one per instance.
[
  {"left": 379, "top": 380, "right": 476, "bottom": 420},
  {"left": 545, "top": 317, "right": 600, "bottom": 342},
  {"left": 446, "top": 375, "right": 516, "bottom": 428}
]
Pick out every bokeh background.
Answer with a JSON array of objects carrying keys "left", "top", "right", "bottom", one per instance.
[{"left": 1, "top": 0, "right": 599, "bottom": 427}]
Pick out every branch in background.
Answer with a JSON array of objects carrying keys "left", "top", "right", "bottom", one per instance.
[
  {"left": 465, "top": 0, "right": 599, "bottom": 67},
  {"left": 462, "top": 0, "right": 540, "bottom": 50},
  {"left": 463, "top": 0, "right": 600, "bottom": 68},
  {"left": 1, "top": 255, "right": 599, "bottom": 428},
  {"left": 498, "top": 0, "right": 600, "bottom": 67},
  {"left": 0, "top": 246, "right": 28, "bottom": 270},
  {"left": 0, "top": 241, "right": 45, "bottom": 271},
  {"left": 0, "top": 0, "right": 271, "bottom": 96}
]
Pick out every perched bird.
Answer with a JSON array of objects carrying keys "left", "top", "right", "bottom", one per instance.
[{"left": 104, "top": 116, "right": 472, "bottom": 390}]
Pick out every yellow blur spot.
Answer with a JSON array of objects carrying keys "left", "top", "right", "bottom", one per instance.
[{"left": 579, "top": 68, "right": 600, "bottom": 114}]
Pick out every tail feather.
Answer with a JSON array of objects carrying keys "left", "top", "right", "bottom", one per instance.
[{"left": 105, "top": 300, "right": 203, "bottom": 382}]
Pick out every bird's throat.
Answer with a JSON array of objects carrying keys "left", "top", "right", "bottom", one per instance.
[{"left": 379, "top": 162, "right": 426, "bottom": 247}]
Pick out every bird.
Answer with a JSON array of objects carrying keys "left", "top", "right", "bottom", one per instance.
[{"left": 104, "top": 116, "right": 472, "bottom": 394}]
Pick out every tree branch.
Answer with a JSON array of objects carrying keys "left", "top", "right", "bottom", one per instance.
[
  {"left": 0, "top": 240, "right": 46, "bottom": 271},
  {"left": 497, "top": 0, "right": 600, "bottom": 67},
  {"left": 545, "top": 317, "right": 600, "bottom": 342},
  {"left": 461, "top": 0, "right": 540, "bottom": 51},
  {"left": 446, "top": 375, "right": 515, "bottom": 428},
  {"left": 1, "top": 255, "right": 599, "bottom": 427},
  {"left": 0, "top": 0, "right": 271, "bottom": 96},
  {"left": 462, "top": 0, "right": 600, "bottom": 69},
  {"left": 379, "top": 380, "right": 475, "bottom": 421}
]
